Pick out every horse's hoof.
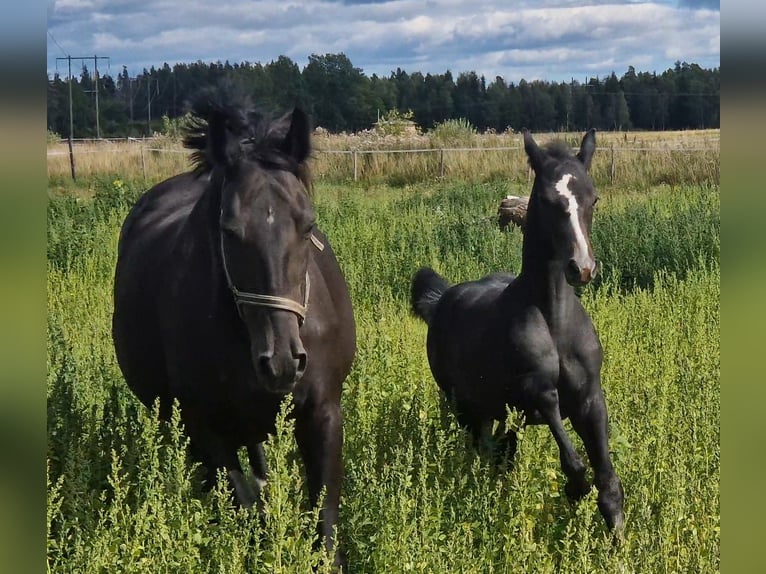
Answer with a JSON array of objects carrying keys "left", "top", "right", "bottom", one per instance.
[{"left": 565, "top": 479, "right": 591, "bottom": 501}]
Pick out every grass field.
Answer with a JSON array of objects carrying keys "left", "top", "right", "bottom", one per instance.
[{"left": 47, "top": 143, "right": 719, "bottom": 572}]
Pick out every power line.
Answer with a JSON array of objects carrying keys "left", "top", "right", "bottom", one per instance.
[{"left": 47, "top": 30, "right": 67, "bottom": 57}]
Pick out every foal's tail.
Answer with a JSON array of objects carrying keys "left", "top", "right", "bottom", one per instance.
[{"left": 411, "top": 267, "right": 450, "bottom": 325}]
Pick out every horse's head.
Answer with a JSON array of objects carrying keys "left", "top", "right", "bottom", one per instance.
[
  {"left": 523, "top": 128, "right": 599, "bottom": 286},
  {"left": 186, "top": 91, "right": 316, "bottom": 393}
]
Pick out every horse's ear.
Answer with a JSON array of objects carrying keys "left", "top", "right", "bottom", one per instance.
[
  {"left": 279, "top": 107, "right": 312, "bottom": 164},
  {"left": 207, "top": 110, "right": 243, "bottom": 168},
  {"left": 522, "top": 128, "right": 544, "bottom": 172},
  {"left": 577, "top": 128, "right": 596, "bottom": 170}
]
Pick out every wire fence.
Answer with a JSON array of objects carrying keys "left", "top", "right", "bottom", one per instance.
[{"left": 47, "top": 139, "right": 720, "bottom": 187}]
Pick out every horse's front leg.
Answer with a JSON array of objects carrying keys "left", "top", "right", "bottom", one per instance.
[
  {"left": 295, "top": 400, "right": 344, "bottom": 568},
  {"left": 246, "top": 442, "right": 268, "bottom": 516},
  {"left": 570, "top": 384, "right": 625, "bottom": 533},
  {"left": 524, "top": 376, "right": 591, "bottom": 500}
]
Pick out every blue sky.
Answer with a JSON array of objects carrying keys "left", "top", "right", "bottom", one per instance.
[{"left": 46, "top": 0, "right": 719, "bottom": 83}]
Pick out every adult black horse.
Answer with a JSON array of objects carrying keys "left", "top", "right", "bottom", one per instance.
[
  {"left": 411, "top": 129, "right": 624, "bottom": 533},
  {"left": 112, "top": 87, "right": 356, "bottom": 565}
]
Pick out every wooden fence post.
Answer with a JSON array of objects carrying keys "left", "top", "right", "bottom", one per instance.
[
  {"left": 140, "top": 147, "right": 147, "bottom": 181},
  {"left": 68, "top": 136, "right": 76, "bottom": 182},
  {"left": 353, "top": 150, "right": 358, "bottom": 182},
  {"left": 439, "top": 148, "right": 445, "bottom": 179},
  {"left": 610, "top": 144, "right": 616, "bottom": 184}
]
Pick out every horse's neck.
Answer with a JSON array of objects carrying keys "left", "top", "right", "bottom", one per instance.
[{"left": 518, "top": 222, "right": 576, "bottom": 329}]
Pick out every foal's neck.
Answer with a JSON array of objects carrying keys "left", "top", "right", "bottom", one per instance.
[{"left": 518, "top": 219, "right": 577, "bottom": 328}]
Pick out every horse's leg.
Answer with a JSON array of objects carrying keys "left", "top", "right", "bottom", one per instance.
[
  {"left": 570, "top": 386, "right": 625, "bottom": 532},
  {"left": 246, "top": 442, "right": 268, "bottom": 516},
  {"left": 294, "top": 401, "right": 344, "bottom": 567},
  {"left": 247, "top": 442, "right": 268, "bottom": 489},
  {"left": 492, "top": 421, "right": 518, "bottom": 468},
  {"left": 454, "top": 400, "right": 491, "bottom": 451},
  {"left": 531, "top": 384, "right": 590, "bottom": 500},
  {"left": 185, "top": 414, "right": 257, "bottom": 507}
]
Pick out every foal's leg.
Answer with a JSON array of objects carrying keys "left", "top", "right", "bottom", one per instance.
[
  {"left": 492, "top": 422, "right": 518, "bottom": 468},
  {"left": 570, "top": 387, "right": 625, "bottom": 532},
  {"left": 294, "top": 401, "right": 344, "bottom": 567},
  {"left": 530, "top": 384, "right": 590, "bottom": 500}
]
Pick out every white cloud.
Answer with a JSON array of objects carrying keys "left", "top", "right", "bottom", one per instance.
[{"left": 47, "top": 1, "right": 720, "bottom": 83}]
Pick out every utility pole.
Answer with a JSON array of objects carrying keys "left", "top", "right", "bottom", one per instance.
[
  {"left": 56, "top": 54, "right": 109, "bottom": 139},
  {"left": 146, "top": 77, "right": 159, "bottom": 135},
  {"left": 94, "top": 55, "right": 101, "bottom": 138},
  {"left": 147, "top": 78, "right": 152, "bottom": 134}
]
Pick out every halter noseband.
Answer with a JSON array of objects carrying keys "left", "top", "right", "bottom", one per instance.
[{"left": 219, "top": 212, "right": 320, "bottom": 326}]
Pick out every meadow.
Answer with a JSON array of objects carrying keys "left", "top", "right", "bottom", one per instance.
[{"left": 47, "top": 136, "right": 719, "bottom": 572}]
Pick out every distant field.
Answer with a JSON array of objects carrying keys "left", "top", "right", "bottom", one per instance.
[{"left": 47, "top": 128, "right": 719, "bottom": 189}]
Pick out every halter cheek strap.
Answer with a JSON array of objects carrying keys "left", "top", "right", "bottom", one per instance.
[
  {"left": 218, "top": 173, "right": 323, "bottom": 325},
  {"left": 219, "top": 227, "right": 312, "bottom": 324}
]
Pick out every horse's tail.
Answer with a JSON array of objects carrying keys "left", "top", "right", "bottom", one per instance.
[{"left": 411, "top": 267, "right": 450, "bottom": 325}]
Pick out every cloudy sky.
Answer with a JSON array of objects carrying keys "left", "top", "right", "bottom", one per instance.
[{"left": 46, "top": 0, "right": 719, "bottom": 84}]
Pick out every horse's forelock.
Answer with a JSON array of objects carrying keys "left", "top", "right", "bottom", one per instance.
[{"left": 182, "top": 88, "right": 312, "bottom": 192}]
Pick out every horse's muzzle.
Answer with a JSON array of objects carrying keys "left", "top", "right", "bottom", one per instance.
[
  {"left": 256, "top": 349, "right": 307, "bottom": 393},
  {"left": 566, "top": 258, "right": 599, "bottom": 286}
]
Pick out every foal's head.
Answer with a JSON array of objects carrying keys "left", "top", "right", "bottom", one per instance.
[
  {"left": 185, "top": 88, "right": 316, "bottom": 393},
  {"left": 523, "top": 129, "right": 599, "bottom": 286}
]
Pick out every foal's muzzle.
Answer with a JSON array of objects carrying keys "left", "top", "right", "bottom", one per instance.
[{"left": 566, "top": 258, "right": 600, "bottom": 286}]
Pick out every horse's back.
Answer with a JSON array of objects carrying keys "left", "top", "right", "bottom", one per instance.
[
  {"left": 113, "top": 172, "right": 206, "bottom": 412},
  {"left": 426, "top": 272, "right": 515, "bottom": 402},
  {"left": 434, "top": 272, "right": 515, "bottom": 322},
  {"left": 118, "top": 173, "right": 205, "bottom": 258}
]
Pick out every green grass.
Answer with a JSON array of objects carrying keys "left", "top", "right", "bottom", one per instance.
[{"left": 47, "top": 177, "right": 719, "bottom": 573}]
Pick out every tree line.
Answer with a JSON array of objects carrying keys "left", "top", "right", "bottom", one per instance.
[{"left": 47, "top": 53, "right": 719, "bottom": 138}]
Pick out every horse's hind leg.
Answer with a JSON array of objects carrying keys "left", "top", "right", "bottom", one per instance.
[
  {"left": 455, "top": 404, "right": 491, "bottom": 451},
  {"left": 570, "top": 387, "right": 625, "bottom": 532},
  {"left": 492, "top": 422, "right": 518, "bottom": 468},
  {"left": 530, "top": 384, "right": 590, "bottom": 500}
]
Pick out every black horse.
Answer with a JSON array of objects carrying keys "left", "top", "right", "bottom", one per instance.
[
  {"left": 112, "top": 87, "right": 356, "bottom": 565},
  {"left": 411, "top": 129, "right": 624, "bottom": 533}
]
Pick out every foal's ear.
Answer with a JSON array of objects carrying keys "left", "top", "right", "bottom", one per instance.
[
  {"left": 522, "top": 128, "right": 545, "bottom": 172},
  {"left": 577, "top": 128, "right": 596, "bottom": 171},
  {"left": 278, "top": 107, "right": 312, "bottom": 164}
]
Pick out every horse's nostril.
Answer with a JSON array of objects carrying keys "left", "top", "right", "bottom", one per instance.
[
  {"left": 295, "top": 353, "right": 307, "bottom": 379},
  {"left": 567, "top": 260, "right": 580, "bottom": 277}
]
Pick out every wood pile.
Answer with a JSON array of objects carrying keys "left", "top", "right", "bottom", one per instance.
[{"left": 497, "top": 195, "right": 529, "bottom": 231}]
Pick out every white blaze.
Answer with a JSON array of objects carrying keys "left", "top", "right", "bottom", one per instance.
[{"left": 555, "top": 174, "right": 590, "bottom": 262}]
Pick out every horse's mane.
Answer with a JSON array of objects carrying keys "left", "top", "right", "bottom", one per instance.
[
  {"left": 542, "top": 140, "right": 577, "bottom": 161},
  {"left": 182, "top": 84, "right": 313, "bottom": 194}
]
